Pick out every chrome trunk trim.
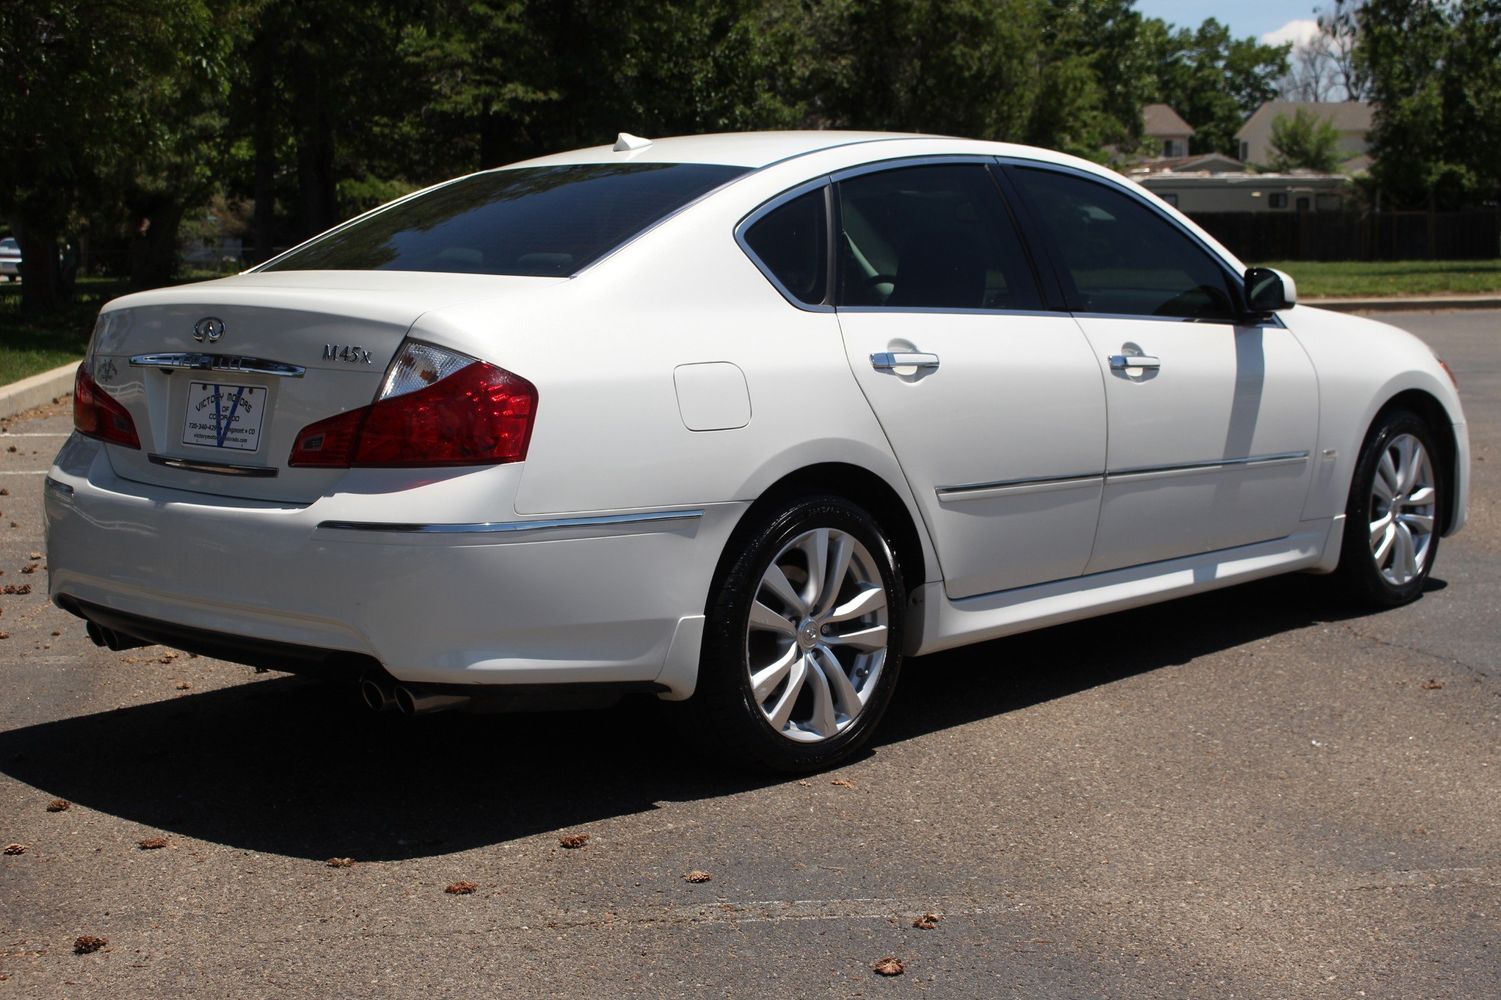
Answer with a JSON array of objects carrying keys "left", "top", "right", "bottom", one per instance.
[
  {"left": 147, "top": 454, "right": 279, "bottom": 477},
  {"left": 317, "top": 509, "right": 705, "bottom": 536},
  {"left": 130, "top": 353, "right": 306, "bottom": 378}
]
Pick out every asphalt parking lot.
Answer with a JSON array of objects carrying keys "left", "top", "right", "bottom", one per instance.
[{"left": 0, "top": 311, "right": 1496, "bottom": 999}]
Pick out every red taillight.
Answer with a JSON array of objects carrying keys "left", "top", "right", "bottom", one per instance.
[
  {"left": 73, "top": 363, "right": 141, "bottom": 449},
  {"left": 289, "top": 344, "right": 536, "bottom": 468}
]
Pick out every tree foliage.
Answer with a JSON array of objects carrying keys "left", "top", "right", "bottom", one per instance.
[
  {"left": 1267, "top": 109, "right": 1344, "bottom": 172},
  {"left": 1359, "top": 0, "right": 1501, "bottom": 208},
  {"left": 1144, "top": 18, "right": 1290, "bottom": 157}
]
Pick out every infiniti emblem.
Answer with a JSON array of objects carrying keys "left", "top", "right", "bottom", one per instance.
[{"left": 193, "top": 317, "right": 225, "bottom": 343}]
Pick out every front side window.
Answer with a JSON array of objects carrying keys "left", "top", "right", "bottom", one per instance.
[
  {"left": 264, "top": 163, "right": 749, "bottom": 277},
  {"left": 836, "top": 163, "right": 1042, "bottom": 311},
  {"left": 1011, "top": 167, "right": 1238, "bottom": 321},
  {"left": 742, "top": 187, "right": 828, "bottom": 305}
]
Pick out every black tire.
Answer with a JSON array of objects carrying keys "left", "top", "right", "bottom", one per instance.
[
  {"left": 693, "top": 494, "right": 905, "bottom": 773},
  {"left": 1335, "top": 409, "right": 1444, "bottom": 608}
]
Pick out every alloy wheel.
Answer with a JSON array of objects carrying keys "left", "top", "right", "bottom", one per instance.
[{"left": 1368, "top": 432, "right": 1437, "bottom": 587}]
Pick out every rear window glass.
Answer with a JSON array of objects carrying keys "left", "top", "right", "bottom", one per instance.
[{"left": 262, "top": 163, "right": 749, "bottom": 277}]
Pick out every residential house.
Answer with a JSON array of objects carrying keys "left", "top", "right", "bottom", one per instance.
[
  {"left": 1236, "top": 100, "right": 1374, "bottom": 174},
  {"left": 1142, "top": 104, "right": 1195, "bottom": 159}
]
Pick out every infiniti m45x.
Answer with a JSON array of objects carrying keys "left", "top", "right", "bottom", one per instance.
[{"left": 44, "top": 132, "right": 1469, "bottom": 771}]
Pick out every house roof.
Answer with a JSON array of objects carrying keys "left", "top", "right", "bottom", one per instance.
[
  {"left": 1129, "top": 152, "right": 1246, "bottom": 176},
  {"left": 1142, "top": 104, "right": 1195, "bottom": 137},
  {"left": 1237, "top": 101, "right": 1374, "bottom": 139}
]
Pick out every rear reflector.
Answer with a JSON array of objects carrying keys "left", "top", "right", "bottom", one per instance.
[
  {"left": 289, "top": 341, "right": 537, "bottom": 468},
  {"left": 74, "top": 363, "right": 141, "bottom": 449}
]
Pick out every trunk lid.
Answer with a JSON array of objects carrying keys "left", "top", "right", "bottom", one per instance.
[{"left": 88, "top": 271, "right": 563, "bottom": 503}]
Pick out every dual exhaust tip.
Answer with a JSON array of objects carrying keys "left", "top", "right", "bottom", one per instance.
[{"left": 360, "top": 678, "right": 470, "bottom": 716}]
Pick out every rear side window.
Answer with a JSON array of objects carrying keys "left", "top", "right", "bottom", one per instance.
[
  {"left": 263, "top": 163, "right": 748, "bottom": 277},
  {"left": 1010, "top": 167, "right": 1237, "bottom": 321},
  {"left": 743, "top": 188, "right": 828, "bottom": 306},
  {"left": 835, "top": 163, "right": 1041, "bottom": 311}
]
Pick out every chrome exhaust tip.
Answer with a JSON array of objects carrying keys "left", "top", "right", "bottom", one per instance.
[
  {"left": 393, "top": 685, "right": 472, "bottom": 716},
  {"left": 360, "top": 678, "right": 398, "bottom": 712}
]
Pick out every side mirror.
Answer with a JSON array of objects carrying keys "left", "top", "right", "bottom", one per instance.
[{"left": 1245, "top": 267, "right": 1296, "bottom": 313}]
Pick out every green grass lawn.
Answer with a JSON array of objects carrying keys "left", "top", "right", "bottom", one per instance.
[
  {"left": 0, "top": 277, "right": 128, "bottom": 385},
  {"left": 1261, "top": 260, "right": 1501, "bottom": 299}
]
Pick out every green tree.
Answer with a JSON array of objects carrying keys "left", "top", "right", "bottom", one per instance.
[
  {"left": 1146, "top": 18, "right": 1290, "bottom": 156},
  {"left": 1026, "top": 0, "right": 1157, "bottom": 158},
  {"left": 1359, "top": 0, "right": 1501, "bottom": 208},
  {"left": 1267, "top": 108, "right": 1344, "bottom": 172},
  {"left": 0, "top": 1, "right": 221, "bottom": 311}
]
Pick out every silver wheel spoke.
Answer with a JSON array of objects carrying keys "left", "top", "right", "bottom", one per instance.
[
  {"left": 1395, "top": 437, "right": 1417, "bottom": 494},
  {"left": 804, "top": 655, "right": 839, "bottom": 737},
  {"left": 1369, "top": 511, "right": 1394, "bottom": 537},
  {"left": 1406, "top": 485, "right": 1435, "bottom": 506},
  {"left": 751, "top": 645, "right": 799, "bottom": 702},
  {"left": 749, "top": 600, "right": 796, "bottom": 637},
  {"left": 1393, "top": 523, "right": 1417, "bottom": 582},
  {"left": 767, "top": 654, "right": 809, "bottom": 731},
  {"left": 828, "top": 585, "right": 886, "bottom": 623},
  {"left": 1376, "top": 451, "right": 1400, "bottom": 499},
  {"left": 814, "top": 534, "right": 853, "bottom": 617},
  {"left": 826, "top": 624, "right": 888, "bottom": 652},
  {"left": 812, "top": 646, "right": 863, "bottom": 717},
  {"left": 760, "top": 563, "right": 809, "bottom": 617},
  {"left": 1372, "top": 522, "right": 1396, "bottom": 565}
]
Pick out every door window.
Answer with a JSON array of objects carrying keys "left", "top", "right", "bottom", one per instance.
[
  {"left": 1011, "top": 167, "right": 1238, "bottom": 322},
  {"left": 742, "top": 187, "right": 828, "bottom": 306},
  {"left": 836, "top": 164, "right": 1042, "bottom": 311}
]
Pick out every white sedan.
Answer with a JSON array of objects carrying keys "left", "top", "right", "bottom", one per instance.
[{"left": 44, "top": 131, "right": 1469, "bottom": 771}]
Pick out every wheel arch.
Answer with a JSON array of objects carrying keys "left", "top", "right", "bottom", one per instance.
[{"left": 704, "top": 462, "right": 930, "bottom": 616}]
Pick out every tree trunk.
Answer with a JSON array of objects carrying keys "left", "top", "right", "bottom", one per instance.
[
  {"left": 292, "top": 54, "right": 337, "bottom": 240},
  {"left": 250, "top": 29, "right": 277, "bottom": 265},
  {"left": 128, "top": 198, "right": 185, "bottom": 290},
  {"left": 14, "top": 221, "right": 63, "bottom": 314}
]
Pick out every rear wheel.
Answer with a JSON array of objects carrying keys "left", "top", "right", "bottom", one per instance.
[
  {"left": 694, "top": 495, "right": 905, "bottom": 773},
  {"left": 1336, "top": 410, "right": 1443, "bottom": 607}
]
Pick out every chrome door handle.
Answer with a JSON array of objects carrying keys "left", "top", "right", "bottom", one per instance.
[
  {"left": 871, "top": 352, "right": 940, "bottom": 371},
  {"left": 1109, "top": 354, "right": 1161, "bottom": 371}
]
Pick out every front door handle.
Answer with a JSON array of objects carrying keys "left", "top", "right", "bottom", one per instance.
[
  {"left": 1109, "top": 354, "right": 1161, "bottom": 371},
  {"left": 871, "top": 352, "right": 940, "bottom": 372}
]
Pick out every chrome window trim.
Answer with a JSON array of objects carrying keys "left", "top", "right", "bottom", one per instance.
[
  {"left": 733, "top": 178, "right": 837, "bottom": 313},
  {"left": 837, "top": 305, "right": 1066, "bottom": 319},
  {"left": 317, "top": 508, "right": 704, "bottom": 536}
]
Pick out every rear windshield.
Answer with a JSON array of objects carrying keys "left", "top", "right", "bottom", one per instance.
[{"left": 261, "top": 163, "right": 749, "bottom": 277}]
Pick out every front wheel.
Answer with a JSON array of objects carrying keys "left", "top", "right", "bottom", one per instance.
[
  {"left": 694, "top": 495, "right": 905, "bottom": 773},
  {"left": 1336, "top": 410, "right": 1443, "bottom": 607}
]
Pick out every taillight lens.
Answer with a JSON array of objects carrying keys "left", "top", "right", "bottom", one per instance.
[
  {"left": 289, "top": 341, "right": 536, "bottom": 468},
  {"left": 73, "top": 363, "right": 141, "bottom": 449}
]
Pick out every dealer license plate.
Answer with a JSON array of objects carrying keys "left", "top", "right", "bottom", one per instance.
[{"left": 182, "top": 382, "right": 267, "bottom": 452}]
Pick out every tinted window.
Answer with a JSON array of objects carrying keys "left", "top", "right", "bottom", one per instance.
[
  {"left": 743, "top": 188, "right": 828, "bottom": 305},
  {"left": 264, "top": 163, "right": 748, "bottom": 277},
  {"left": 1012, "top": 167, "right": 1238, "bottom": 321},
  {"left": 836, "top": 164, "right": 1041, "bottom": 311}
]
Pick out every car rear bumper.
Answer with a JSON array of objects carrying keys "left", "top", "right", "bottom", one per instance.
[{"left": 44, "top": 434, "right": 739, "bottom": 693}]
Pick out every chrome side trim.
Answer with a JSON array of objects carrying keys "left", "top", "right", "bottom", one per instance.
[
  {"left": 1108, "top": 451, "right": 1310, "bottom": 483},
  {"left": 147, "top": 454, "right": 279, "bottom": 478},
  {"left": 317, "top": 508, "right": 705, "bottom": 536},
  {"left": 44, "top": 476, "right": 75, "bottom": 499},
  {"left": 938, "top": 473, "right": 1104, "bottom": 503},
  {"left": 130, "top": 353, "right": 306, "bottom": 378}
]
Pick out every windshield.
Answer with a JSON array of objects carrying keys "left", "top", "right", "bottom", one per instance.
[{"left": 261, "top": 163, "right": 748, "bottom": 277}]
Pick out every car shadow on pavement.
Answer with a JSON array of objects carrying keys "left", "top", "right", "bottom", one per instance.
[{"left": 0, "top": 573, "right": 1434, "bottom": 861}]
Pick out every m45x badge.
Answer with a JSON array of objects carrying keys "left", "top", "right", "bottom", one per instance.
[{"left": 323, "top": 345, "right": 373, "bottom": 364}]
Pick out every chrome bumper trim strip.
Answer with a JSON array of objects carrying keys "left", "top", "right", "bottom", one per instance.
[
  {"left": 148, "top": 454, "right": 279, "bottom": 478},
  {"left": 1107, "top": 451, "right": 1310, "bottom": 483},
  {"left": 317, "top": 509, "right": 706, "bottom": 536}
]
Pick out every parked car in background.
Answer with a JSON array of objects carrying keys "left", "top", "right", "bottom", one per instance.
[
  {"left": 0, "top": 237, "right": 20, "bottom": 280},
  {"left": 44, "top": 131, "right": 1469, "bottom": 771}
]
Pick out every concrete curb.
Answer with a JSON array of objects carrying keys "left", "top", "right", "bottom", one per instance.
[
  {"left": 0, "top": 362, "right": 76, "bottom": 420},
  {"left": 1304, "top": 295, "right": 1501, "bottom": 313}
]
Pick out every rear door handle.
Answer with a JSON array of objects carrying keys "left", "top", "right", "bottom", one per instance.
[
  {"left": 871, "top": 352, "right": 940, "bottom": 371},
  {"left": 1109, "top": 354, "right": 1161, "bottom": 371}
]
